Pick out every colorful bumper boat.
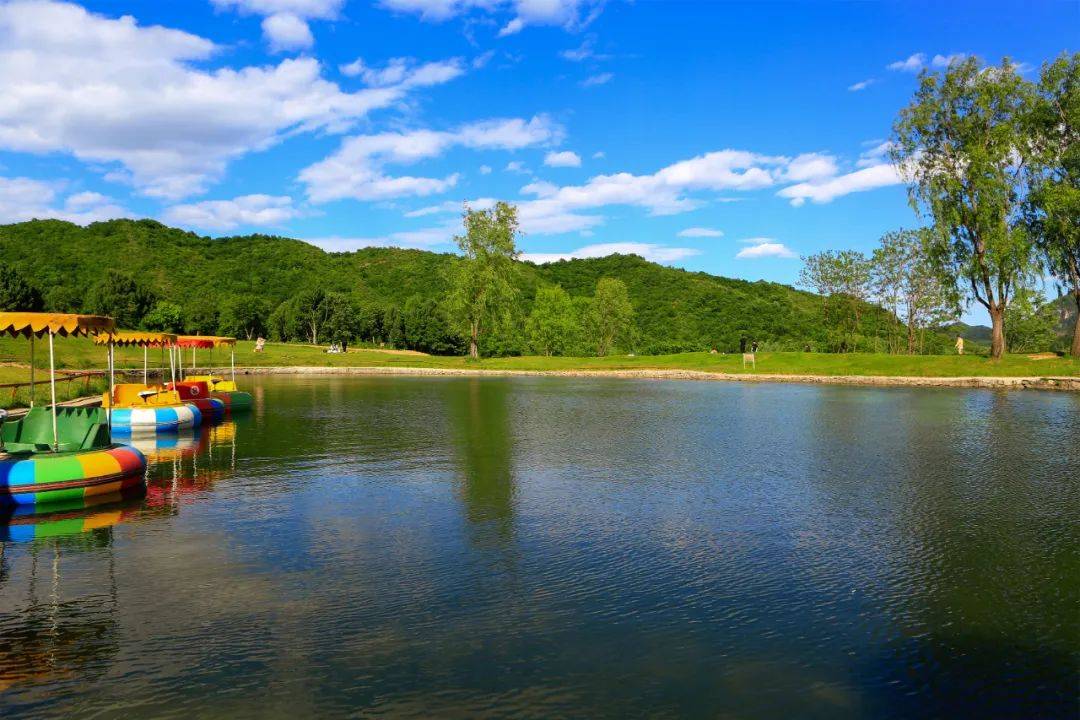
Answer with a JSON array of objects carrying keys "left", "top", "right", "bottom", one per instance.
[
  {"left": 95, "top": 332, "right": 202, "bottom": 434},
  {"left": 0, "top": 313, "right": 148, "bottom": 507},
  {"left": 180, "top": 335, "right": 253, "bottom": 411},
  {"left": 166, "top": 380, "right": 226, "bottom": 424}
]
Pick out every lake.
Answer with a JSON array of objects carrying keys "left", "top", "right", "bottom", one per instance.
[{"left": 1, "top": 376, "right": 1077, "bottom": 719}]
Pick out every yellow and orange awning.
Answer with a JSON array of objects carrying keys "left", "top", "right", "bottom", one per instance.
[
  {"left": 177, "top": 335, "right": 235, "bottom": 349},
  {"left": 94, "top": 331, "right": 178, "bottom": 348},
  {"left": 0, "top": 312, "right": 115, "bottom": 339}
]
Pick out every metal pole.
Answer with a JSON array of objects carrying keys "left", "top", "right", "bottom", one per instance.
[
  {"left": 108, "top": 341, "right": 114, "bottom": 434},
  {"left": 48, "top": 332, "right": 58, "bottom": 451},
  {"left": 178, "top": 344, "right": 183, "bottom": 380},
  {"left": 170, "top": 345, "right": 176, "bottom": 384},
  {"left": 192, "top": 346, "right": 196, "bottom": 373},
  {"left": 231, "top": 349, "right": 236, "bottom": 384},
  {"left": 143, "top": 346, "right": 148, "bottom": 385},
  {"left": 29, "top": 334, "right": 35, "bottom": 408}
]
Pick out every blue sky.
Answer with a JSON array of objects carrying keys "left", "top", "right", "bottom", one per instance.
[{"left": 0, "top": 0, "right": 1074, "bottom": 322}]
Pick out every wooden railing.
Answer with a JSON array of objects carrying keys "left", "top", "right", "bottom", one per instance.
[{"left": 0, "top": 369, "right": 143, "bottom": 404}]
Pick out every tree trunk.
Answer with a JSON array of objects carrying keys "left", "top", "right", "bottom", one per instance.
[
  {"left": 906, "top": 305, "right": 916, "bottom": 355},
  {"left": 1071, "top": 290, "right": 1080, "bottom": 358},
  {"left": 989, "top": 305, "right": 1006, "bottom": 359},
  {"left": 469, "top": 320, "right": 479, "bottom": 359}
]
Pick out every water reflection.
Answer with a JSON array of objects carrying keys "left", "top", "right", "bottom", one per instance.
[{"left": 450, "top": 379, "right": 516, "bottom": 543}]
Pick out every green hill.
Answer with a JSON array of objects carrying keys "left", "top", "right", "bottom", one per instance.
[{"left": 0, "top": 218, "right": 896, "bottom": 354}]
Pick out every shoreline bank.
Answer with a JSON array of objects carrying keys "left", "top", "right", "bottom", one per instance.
[{"left": 223, "top": 365, "right": 1080, "bottom": 391}]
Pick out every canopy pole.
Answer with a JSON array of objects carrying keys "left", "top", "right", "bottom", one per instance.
[
  {"left": 108, "top": 341, "right": 115, "bottom": 435},
  {"left": 29, "top": 334, "right": 35, "bottom": 408},
  {"left": 48, "top": 332, "right": 58, "bottom": 452},
  {"left": 170, "top": 345, "right": 176, "bottom": 384},
  {"left": 192, "top": 346, "right": 196, "bottom": 373},
  {"left": 231, "top": 349, "right": 236, "bottom": 384},
  {"left": 143, "top": 346, "right": 148, "bottom": 385},
  {"left": 178, "top": 344, "right": 184, "bottom": 380}
]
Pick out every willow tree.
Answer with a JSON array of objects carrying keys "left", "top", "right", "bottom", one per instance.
[
  {"left": 892, "top": 57, "right": 1038, "bottom": 359},
  {"left": 871, "top": 229, "right": 956, "bottom": 354},
  {"left": 1025, "top": 53, "right": 1080, "bottom": 356},
  {"left": 449, "top": 202, "right": 520, "bottom": 359}
]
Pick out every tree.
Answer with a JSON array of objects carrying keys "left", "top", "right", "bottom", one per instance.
[
  {"left": 185, "top": 303, "right": 219, "bottom": 335},
  {"left": 1005, "top": 289, "right": 1059, "bottom": 352},
  {"left": 294, "top": 287, "right": 330, "bottom": 344},
  {"left": 87, "top": 270, "right": 156, "bottom": 328},
  {"left": 448, "top": 202, "right": 520, "bottom": 358},
  {"left": 44, "top": 285, "right": 81, "bottom": 313},
  {"left": 324, "top": 293, "right": 360, "bottom": 350},
  {"left": 0, "top": 263, "right": 43, "bottom": 311},
  {"left": 403, "top": 295, "right": 464, "bottom": 355},
  {"left": 526, "top": 285, "right": 577, "bottom": 356},
  {"left": 268, "top": 299, "right": 299, "bottom": 342},
  {"left": 143, "top": 301, "right": 184, "bottom": 332},
  {"left": 219, "top": 295, "right": 269, "bottom": 340},
  {"left": 892, "top": 57, "right": 1039, "bottom": 358},
  {"left": 799, "top": 250, "right": 873, "bottom": 350},
  {"left": 1024, "top": 53, "right": 1080, "bottom": 356},
  {"left": 585, "top": 277, "right": 635, "bottom": 356},
  {"left": 382, "top": 305, "right": 404, "bottom": 348},
  {"left": 871, "top": 229, "right": 957, "bottom": 353}
]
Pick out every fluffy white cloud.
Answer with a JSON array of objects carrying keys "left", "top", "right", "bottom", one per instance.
[
  {"left": 677, "top": 227, "right": 723, "bottom": 238},
  {"left": 0, "top": 1, "right": 462, "bottom": 199},
  {"left": 522, "top": 242, "right": 700, "bottom": 265},
  {"left": 783, "top": 153, "right": 839, "bottom": 182},
  {"left": 544, "top": 150, "right": 582, "bottom": 167},
  {"left": 0, "top": 176, "right": 129, "bottom": 225},
  {"left": 931, "top": 53, "right": 966, "bottom": 68},
  {"left": 339, "top": 57, "right": 466, "bottom": 88},
  {"left": 479, "top": 164, "right": 493, "bottom": 174},
  {"left": 380, "top": 0, "right": 604, "bottom": 34},
  {"left": 856, "top": 140, "right": 893, "bottom": 168},
  {"left": 211, "top": 0, "right": 343, "bottom": 17},
  {"left": 848, "top": 78, "right": 875, "bottom": 91},
  {"left": 735, "top": 240, "right": 796, "bottom": 259},
  {"left": 299, "top": 115, "right": 562, "bottom": 202},
  {"left": 163, "top": 194, "right": 302, "bottom": 230},
  {"left": 581, "top": 72, "right": 613, "bottom": 87},
  {"left": 887, "top": 53, "right": 926, "bottom": 72},
  {"left": 262, "top": 13, "right": 314, "bottom": 51},
  {"left": 777, "top": 163, "right": 901, "bottom": 206}
]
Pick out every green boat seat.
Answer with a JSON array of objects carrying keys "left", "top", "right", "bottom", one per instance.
[{"left": 1, "top": 406, "right": 111, "bottom": 454}]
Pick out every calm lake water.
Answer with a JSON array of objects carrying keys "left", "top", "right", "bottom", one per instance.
[{"left": 1, "top": 376, "right": 1077, "bottom": 719}]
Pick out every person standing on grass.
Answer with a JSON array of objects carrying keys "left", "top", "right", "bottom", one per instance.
[
  {"left": 751, "top": 340, "right": 759, "bottom": 353},
  {"left": 955, "top": 336, "right": 964, "bottom": 355}
]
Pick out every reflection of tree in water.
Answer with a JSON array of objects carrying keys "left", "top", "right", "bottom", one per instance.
[
  {"left": 450, "top": 379, "right": 515, "bottom": 544},
  {"left": 0, "top": 539, "right": 120, "bottom": 694}
]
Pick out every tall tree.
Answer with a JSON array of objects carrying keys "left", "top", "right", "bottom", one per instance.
[
  {"left": 448, "top": 202, "right": 520, "bottom": 359},
  {"left": 87, "top": 270, "right": 156, "bottom": 328},
  {"left": 219, "top": 294, "right": 269, "bottom": 340},
  {"left": 1005, "top": 289, "right": 1059, "bottom": 352},
  {"left": 871, "top": 229, "right": 957, "bottom": 353},
  {"left": 585, "top": 277, "right": 635, "bottom": 356},
  {"left": 1024, "top": 53, "right": 1080, "bottom": 356},
  {"left": 294, "top": 287, "right": 330, "bottom": 344},
  {"left": 143, "top": 301, "right": 184, "bottom": 332},
  {"left": 892, "top": 57, "right": 1038, "bottom": 358},
  {"left": 0, "top": 262, "right": 43, "bottom": 311},
  {"left": 526, "top": 285, "right": 577, "bottom": 356},
  {"left": 799, "top": 250, "right": 873, "bottom": 350}
]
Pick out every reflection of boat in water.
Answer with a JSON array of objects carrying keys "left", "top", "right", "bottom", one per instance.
[
  {"left": 0, "top": 524, "right": 122, "bottom": 693},
  {"left": 138, "top": 421, "right": 239, "bottom": 511},
  {"left": 0, "top": 488, "right": 144, "bottom": 542}
]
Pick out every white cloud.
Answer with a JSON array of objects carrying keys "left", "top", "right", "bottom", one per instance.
[
  {"left": 522, "top": 242, "right": 700, "bottom": 265},
  {"left": 544, "top": 150, "right": 582, "bottom": 167},
  {"left": 298, "top": 115, "right": 561, "bottom": 202},
  {"left": 339, "top": 56, "right": 465, "bottom": 88},
  {"left": 212, "top": 0, "right": 344, "bottom": 51},
  {"left": 0, "top": 1, "right": 464, "bottom": 199},
  {"left": 848, "top": 78, "right": 875, "bottom": 91},
  {"left": 560, "top": 35, "right": 610, "bottom": 62},
  {"left": 592, "top": 151, "right": 605, "bottom": 159},
  {"left": 505, "top": 160, "right": 531, "bottom": 174},
  {"left": 262, "top": 13, "right": 314, "bottom": 51},
  {"left": 931, "top": 53, "right": 966, "bottom": 68},
  {"left": 783, "top": 153, "right": 839, "bottom": 182},
  {"left": 306, "top": 218, "right": 462, "bottom": 251},
  {"left": 887, "top": 53, "right": 926, "bottom": 72},
  {"left": 777, "top": 163, "right": 901, "bottom": 206},
  {"left": 0, "top": 176, "right": 129, "bottom": 225},
  {"left": 677, "top": 227, "right": 723, "bottom": 238},
  {"left": 856, "top": 140, "right": 893, "bottom": 168},
  {"left": 163, "top": 194, "right": 302, "bottom": 230},
  {"left": 479, "top": 164, "right": 493, "bottom": 174},
  {"left": 735, "top": 240, "right": 796, "bottom": 259},
  {"left": 581, "top": 72, "right": 613, "bottom": 87},
  {"left": 379, "top": 0, "right": 604, "bottom": 34}
]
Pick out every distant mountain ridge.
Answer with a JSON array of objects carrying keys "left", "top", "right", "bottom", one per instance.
[{"left": 0, "top": 218, "right": 897, "bottom": 352}]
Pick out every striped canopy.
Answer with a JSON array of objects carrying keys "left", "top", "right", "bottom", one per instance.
[
  {"left": 0, "top": 312, "right": 115, "bottom": 339},
  {"left": 94, "top": 331, "right": 178, "bottom": 348},
  {"left": 177, "top": 335, "right": 235, "bottom": 348}
]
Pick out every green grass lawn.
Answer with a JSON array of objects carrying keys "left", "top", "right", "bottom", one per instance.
[{"left": 0, "top": 336, "right": 1076, "bottom": 396}]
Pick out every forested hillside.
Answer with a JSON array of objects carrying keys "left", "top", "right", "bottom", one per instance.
[{"left": 0, "top": 218, "right": 897, "bottom": 354}]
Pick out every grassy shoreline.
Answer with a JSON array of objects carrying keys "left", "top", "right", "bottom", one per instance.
[{"left": 2, "top": 336, "right": 1077, "bottom": 379}]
